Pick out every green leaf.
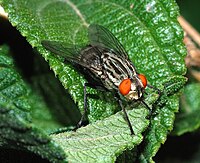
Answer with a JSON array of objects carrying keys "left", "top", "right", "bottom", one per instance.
[
  {"left": 1, "top": 0, "right": 186, "bottom": 162},
  {"left": 172, "top": 83, "right": 200, "bottom": 136},
  {"left": 51, "top": 107, "right": 149, "bottom": 163},
  {"left": 0, "top": 45, "right": 66, "bottom": 162}
]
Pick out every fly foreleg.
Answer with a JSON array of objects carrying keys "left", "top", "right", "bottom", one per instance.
[
  {"left": 118, "top": 99, "right": 134, "bottom": 135},
  {"left": 147, "top": 84, "right": 161, "bottom": 97}
]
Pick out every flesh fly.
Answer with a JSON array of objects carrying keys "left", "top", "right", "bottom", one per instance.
[{"left": 42, "top": 24, "right": 158, "bottom": 135}]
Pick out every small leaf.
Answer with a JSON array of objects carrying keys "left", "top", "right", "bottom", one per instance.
[{"left": 172, "top": 83, "right": 200, "bottom": 136}]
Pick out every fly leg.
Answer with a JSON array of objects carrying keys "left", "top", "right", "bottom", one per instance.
[
  {"left": 75, "top": 82, "right": 89, "bottom": 129},
  {"left": 140, "top": 100, "right": 153, "bottom": 119},
  {"left": 75, "top": 83, "right": 104, "bottom": 130},
  {"left": 147, "top": 84, "right": 161, "bottom": 98},
  {"left": 140, "top": 84, "right": 161, "bottom": 119},
  {"left": 118, "top": 99, "right": 134, "bottom": 135},
  {"left": 140, "top": 100, "right": 151, "bottom": 112}
]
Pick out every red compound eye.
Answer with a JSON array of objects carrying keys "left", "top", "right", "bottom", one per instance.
[
  {"left": 119, "top": 79, "right": 131, "bottom": 95},
  {"left": 138, "top": 74, "right": 147, "bottom": 88}
]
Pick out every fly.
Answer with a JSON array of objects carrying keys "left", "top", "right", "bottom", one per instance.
[{"left": 42, "top": 24, "right": 159, "bottom": 135}]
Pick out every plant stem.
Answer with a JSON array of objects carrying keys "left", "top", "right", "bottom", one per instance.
[{"left": 178, "top": 16, "right": 200, "bottom": 47}]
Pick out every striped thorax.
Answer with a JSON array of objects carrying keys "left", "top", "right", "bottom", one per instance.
[{"left": 80, "top": 46, "right": 145, "bottom": 101}]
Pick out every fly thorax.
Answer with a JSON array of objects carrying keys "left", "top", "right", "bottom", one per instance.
[
  {"left": 101, "top": 52, "right": 130, "bottom": 90},
  {"left": 80, "top": 46, "right": 101, "bottom": 66}
]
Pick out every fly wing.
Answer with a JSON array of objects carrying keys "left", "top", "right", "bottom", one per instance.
[
  {"left": 88, "top": 24, "right": 129, "bottom": 59},
  {"left": 42, "top": 40, "right": 106, "bottom": 89},
  {"left": 41, "top": 40, "right": 89, "bottom": 68}
]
